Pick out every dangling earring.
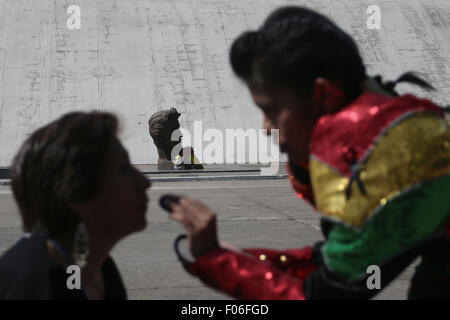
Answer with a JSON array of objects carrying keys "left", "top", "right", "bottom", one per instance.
[{"left": 73, "top": 222, "right": 89, "bottom": 268}]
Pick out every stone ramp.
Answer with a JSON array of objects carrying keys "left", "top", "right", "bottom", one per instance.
[{"left": 0, "top": 0, "right": 449, "bottom": 167}]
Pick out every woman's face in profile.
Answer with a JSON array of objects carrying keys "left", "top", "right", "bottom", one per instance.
[{"left": 77, "top": 138, "right": 151, "bottom": 239}]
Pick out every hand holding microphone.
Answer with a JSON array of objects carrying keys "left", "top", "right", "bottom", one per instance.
[{"left": 159, "top": 194, "right": 219, "bottom": 258}]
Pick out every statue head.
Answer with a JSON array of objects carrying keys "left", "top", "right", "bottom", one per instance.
[{"left": 148, "top": 108, "right": 182, "bottom": 161}]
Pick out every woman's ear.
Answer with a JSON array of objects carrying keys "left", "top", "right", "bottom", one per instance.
[{"left": 313, "top": 78, "right": 346, "bottom": 113}]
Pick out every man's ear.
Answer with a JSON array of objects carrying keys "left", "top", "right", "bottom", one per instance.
[{"left": 313, "top": 78, "right": 346, "bottom": 113}]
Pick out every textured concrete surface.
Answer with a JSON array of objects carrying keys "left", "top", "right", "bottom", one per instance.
[
  {"left": 0, "top": 0, "right": 449, "bottom": 166},
  {"left": 0, "top": 179, "right": 419, "bottom": 300}
]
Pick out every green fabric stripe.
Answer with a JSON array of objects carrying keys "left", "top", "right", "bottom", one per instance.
[{"left": 322, "top": 174, "right": 450, "bottom": 282}]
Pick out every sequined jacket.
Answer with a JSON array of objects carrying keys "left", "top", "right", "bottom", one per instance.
[{"left": 188, "top": 92, "right": 450, "bottom": 299}]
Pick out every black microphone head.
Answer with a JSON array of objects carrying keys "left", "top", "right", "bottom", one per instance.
[{"left": 159, "top": 194, "right": 181, "bottom": 213}]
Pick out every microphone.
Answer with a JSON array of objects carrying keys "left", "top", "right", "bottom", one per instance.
[{"left": 159, "top": 194, "right": 181, "bottom": 213}]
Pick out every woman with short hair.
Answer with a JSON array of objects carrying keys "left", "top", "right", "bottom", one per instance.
[{"left": 0, "top": 111, "right": 150, "bottom": 299}]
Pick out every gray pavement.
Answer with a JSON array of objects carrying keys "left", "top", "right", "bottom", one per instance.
[{"left": 0, "top": 178, "right": 418, "bottom": 300}]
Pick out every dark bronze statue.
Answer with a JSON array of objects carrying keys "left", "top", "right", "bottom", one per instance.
[
  {"left": 148, "top": 108, "right": 203, "bottom": 170},
  {"left": 148, "top": 108, "right": 182, "bottom": 170}
]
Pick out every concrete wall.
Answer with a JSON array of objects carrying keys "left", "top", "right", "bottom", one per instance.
[{"left": 0, "top": 0, "right": 449, "bottom": 166}]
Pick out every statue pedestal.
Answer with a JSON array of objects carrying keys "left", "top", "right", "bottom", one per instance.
[{"left": 157, "top": 159, "right": 174, "bottom": 170}]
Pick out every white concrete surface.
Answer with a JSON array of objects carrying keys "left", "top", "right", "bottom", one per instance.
[{"left": 0, "top": 0, "right": 449, "bottom": 166}]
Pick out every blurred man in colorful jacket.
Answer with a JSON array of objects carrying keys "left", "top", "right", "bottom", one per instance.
[{"left": 168, "top": 6, "right": 450, "bottom": 299}]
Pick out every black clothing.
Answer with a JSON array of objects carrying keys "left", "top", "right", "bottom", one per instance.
[{"left": 0, "top": 234, "right": 127, "bottom": 300}]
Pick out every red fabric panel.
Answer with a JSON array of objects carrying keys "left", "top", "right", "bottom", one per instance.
[{"left": 191, "top": 247, "right": 316, "bottom": 300}]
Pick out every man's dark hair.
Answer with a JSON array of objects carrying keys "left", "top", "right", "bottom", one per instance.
[
  {"left": 11, "top": 111, "right": 119, "bottom": 239},
  {"left": 230, "top": 6, "right": 367, "bottom": 101}
]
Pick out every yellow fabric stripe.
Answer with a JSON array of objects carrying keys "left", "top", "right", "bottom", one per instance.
[{"left": 310, "top": 112, "right": 450, "bottom": 227}]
